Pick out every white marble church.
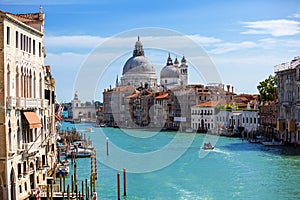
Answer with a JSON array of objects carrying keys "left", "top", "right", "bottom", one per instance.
[{"left": 119, "top": 37, "right": 188, "bottom": 90}]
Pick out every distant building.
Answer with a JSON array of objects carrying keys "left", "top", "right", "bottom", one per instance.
[
  {"left": 274, "top": 56, "right": 300, "bottom": 143},
  {"left": 258, "top": 101, "right": 278, "bottom": 140},
  {"left": 160, "top": 54, "right": 188, "bottom": 89},
  {"left": 191, "top": 94, "right": 259, "bottom": 135},
  {"left": 70, "top": 92, "right": 97, "bottom": 123},
  {"left": 102, "top": 85, "right": 135, "bottom": 127},
  {"left": 0, "top": 8, "right": 57, "bottom": 200},
  {"left": 102, "top": 37, "right": 239, "bottom": 131}
]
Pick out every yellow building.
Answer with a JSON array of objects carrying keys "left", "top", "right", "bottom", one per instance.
[{"left": 0, "top": 7, "right": 57, "bottom": 200}]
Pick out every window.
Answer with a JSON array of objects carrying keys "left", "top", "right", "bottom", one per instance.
[
  {"left": 16, "top": 31, "right": 19, "bottom": 48},
  {"left": 39, "top": 42, "right": 41, "bottom": 57},
  {"left": 33, "top": 39, "right": 36, "bottom": 55},
  {"left": 23, "top": 34, "right": 26, "bottom": 50},
  {"left": 25, "top": 36, "right": 27, "bottom": 52},
  {"left": 20, "top": 33, "right": 23, "bottom": 50},
  {"left": 29, "top": 38, "right": 31, "bottom": 53},
  {"left": 6, "top": 26, "right": 10, "bottom": 45}
]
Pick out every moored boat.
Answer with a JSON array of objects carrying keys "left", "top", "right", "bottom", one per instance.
[{"left": 262, "top": 140, "right": 283, "bottom": 146}]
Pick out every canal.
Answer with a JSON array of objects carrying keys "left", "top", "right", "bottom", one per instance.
[{"left": 61, "top": 122, "right": 300, "bottom": 200}]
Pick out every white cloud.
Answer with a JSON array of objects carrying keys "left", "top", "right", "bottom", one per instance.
[
  {"left": 45, "top": 35, "right": 108, "bottom": 49},
  {"left": 289, "top": 12, "right": 300, "bottom": 18},
  {"left": 188, "top": 35, "right": 222, "bottom": 45},
  {"left": 241, "top": 19, "right": 300, "bottom": 36},
  {"left": 209, "top": 41, "right": 258, "bottom": 54}
]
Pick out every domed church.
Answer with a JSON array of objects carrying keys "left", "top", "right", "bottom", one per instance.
[
  {"left": 160, "top": 54, "right": 188, "bottom": 89},
  {"left": 120, "top": 37, "right": 188, "bottom": 90},
  {"left": 120, "top": 37, "right": 157, "bottom": 90}
]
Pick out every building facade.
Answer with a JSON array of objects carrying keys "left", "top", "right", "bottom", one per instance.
[
  {"left": 191, "top": 97, "right": 259, "bottom": 135},
  {"left": 258, "top": 101, "right": 278, "bottom": 140},
  {"left": 275, "top": 56, "right": 300, "bottom": 144},
  {"left": 0, "top": 8, "right": 57, "bottom": 200},
  {"left": 70, "top": 92, "right": 97, "bottom": 123}
]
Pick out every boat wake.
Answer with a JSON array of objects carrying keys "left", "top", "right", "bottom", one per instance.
[
  {"left": 198, "top": 147, "right": 230, "bottom": 158},
  {"left": 211, "top": 148, "right": 230, "bottom": 155}
]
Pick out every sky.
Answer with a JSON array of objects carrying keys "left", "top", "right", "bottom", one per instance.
[{"left": 1, "top": 0, "right": 300, "bottom": 102}]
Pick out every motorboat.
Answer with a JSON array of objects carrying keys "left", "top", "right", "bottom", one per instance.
[
  {"left": 56, "top": 161, "right": 70, "bottom": 176},
  {"left": 185, "top": 128, "right": 195, "bottom": 133},
  {"left": 66, "top": 147, "right": 93, "bottom": 158},
  {"left": 202, "top": 142, "right": 214, "bottom": 150}
]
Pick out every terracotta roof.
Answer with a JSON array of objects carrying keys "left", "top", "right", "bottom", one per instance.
[
  {"left": 9, "top": 13, "right": 42, "bottom": 23},
  {"left": 195, "top": 100, "right": 226, "bottom": 107},
  {"left": 155, "top": 93, "right": 169, "bottom": 99},
  {"left": 126, "top": 93, "right": 140, "bottom": 98},
  {"left": 6, "top": 12, "right": 44, "bottom": 32}
]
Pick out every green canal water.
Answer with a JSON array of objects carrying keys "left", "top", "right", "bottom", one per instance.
[{"left": 60, "top": 122, "right": 300, "bottom": 200}]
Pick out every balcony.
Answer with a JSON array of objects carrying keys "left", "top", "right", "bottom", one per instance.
[
  {"left": 6, "top": 96, "right": 16, "bottom": 109},
  {"left": 16, "top": 97, "right": 25, "bottom": 108},
  {"left": 23, "top": 141, "right": 41, "bottom": 154},
  {"left": 15, "top": 97, "right": 49, "bottom": 109},
  {"left": 25, "top": 98, "right": 38, "bottom": 108},
  {"left": 42, "top": 99, "right": 49, "bottom": 109}
]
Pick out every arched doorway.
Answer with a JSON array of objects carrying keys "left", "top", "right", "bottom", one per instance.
[{"left": 10, "top": 168, "right": 16, "bottom": 200}]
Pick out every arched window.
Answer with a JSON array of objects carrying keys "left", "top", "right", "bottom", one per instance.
[
  {"left": 29, "top": 70, "right": 32, "bottom": 98},
  {"left": 16, "top": 66, "right": 19, "bottom": 97},
  {"left": 17, "top": 163, "right": 22, "bottom": 179},
  {"left": 21, "top": 67, "right": 24, "bottom": 97},
  {"left": 39, "top": 73, "right": 43, "bottom": 99},
  {"left": 23, "top": 161, "right": 27, "bottom": 174},
  {"left": 17, "top": 120, "right": 21, "bottom": 149},
  {"left": 7, "top": 64, "right": 10, "bottom": 97},
  {"left": 8, "top": 120, "right": 12, "bottom": 151},
  {"left": 33, "top": 72, "right": 36, "bottom": 98}
]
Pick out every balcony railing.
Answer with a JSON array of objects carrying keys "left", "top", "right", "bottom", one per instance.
[
  {"left": 13, "top": 97, "right": 49, "bottom": 109},
  {"left": 6, "top": 96, "right": 16, "bottom": 109},
  {"left": 17, "top": 97, "right": 25, "bottom": 108}
]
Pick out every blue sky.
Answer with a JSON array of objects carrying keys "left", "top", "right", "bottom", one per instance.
[{"left": 1, "top": 0, "right": 300, "bottom": 102}]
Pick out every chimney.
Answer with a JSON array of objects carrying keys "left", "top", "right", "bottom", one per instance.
[
  {"left": 226, "top": 85, "right": 230, "bottom": 92},
  {"left": 232, "top": 86, "right": 234, "bottom": 94}
]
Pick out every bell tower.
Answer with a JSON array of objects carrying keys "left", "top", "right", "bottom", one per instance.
[{"left": 180, "top": 56, "right": 188, "bottom": 85}]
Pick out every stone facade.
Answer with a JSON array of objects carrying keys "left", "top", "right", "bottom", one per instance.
[
  {"left": 275, "top": 56, "right": 300, "bottom": 143},
  {"left": 0, "top": 8, "right": 57, "bottom": 200},
  {"left": 70, "top": 92, "right": 97, "bottom": 123}
]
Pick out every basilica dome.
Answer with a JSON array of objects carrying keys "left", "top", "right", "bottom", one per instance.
[
  {"left": 160, "top": 65, "right": 179, "bottom": 78},
  {"left": 120, "top": 37, "right": 157, "bottom": 89},
  {"left": 160, "top": 54, "right": 180, "bottom": 79},
  {"left": 122, "top": 36, "right": 156, "bottom": 75},
  {"left": 122, "top": 56, "right": 155, "bottom": 75}
]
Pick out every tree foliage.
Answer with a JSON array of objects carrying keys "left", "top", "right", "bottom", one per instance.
[{"left": 257, "top": 75, "right": 277, "bottom": 102}]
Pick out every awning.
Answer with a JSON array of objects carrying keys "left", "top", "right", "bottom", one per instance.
[{"left": 24, "top": 112, "right": 42, "bottom": 129}]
